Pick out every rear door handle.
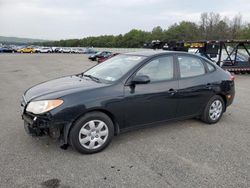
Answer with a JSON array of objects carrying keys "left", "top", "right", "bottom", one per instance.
[{"left": 168, "top": 88, "right": 177, "bottom": 95}]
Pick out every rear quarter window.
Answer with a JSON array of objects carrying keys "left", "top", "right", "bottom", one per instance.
[{"left": 206, "top": 62, "right": 216, "bottom": 72}]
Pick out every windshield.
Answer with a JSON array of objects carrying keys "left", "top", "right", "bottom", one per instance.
[
  {"left": 84, "top": 55, "right": 145, "bottom": 82},
  {"left": 95, "top": 52, "right": 102, "bottom": 55}
]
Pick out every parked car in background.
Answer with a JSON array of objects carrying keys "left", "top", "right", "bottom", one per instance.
[
  {"left": 83, "top": 48, "right": 97, "bottom": 54},
  {"left": 59, "top": 48, "right": 71, "bottom": 53},
  {"left": 14, "top": 46, "right": 24, "bottom": 52},
  {"left": 76, "top": 48, "right": 86, "bottom": 54},
  {"left": 35, "top": 47, "right": 53, "bottom": 53},
  {"left": 17, "top": 47, "right": 35, "bottom": 53},
  {"left": 32, "top": 47, "right": 40, "bottom": 53},
  {"left": 70, "top": 48, "right": 85, "bottom": 53},
  {"left": 88, "top": 51, "right": 112, "bottom": 61},
  {"left": 70, "top": 48, "right": 77, "bottom": 53},
  {"left": 51, "top": 47, "right": 58, "bottom": 53},
  {"left": 97, "top": 53, "right": 120, "bottom": 63},
  {"left": 21, "top": 51, "right": 235, "bottom": 154},
  {"left": 53, "top": 47, "right": 62, "bottom": 53},
  {"left": 2, "top": 46, "right": 16, "bottom": 53},
  {"left": 0, "top": 47, "right": 3, "bottom": 53}
]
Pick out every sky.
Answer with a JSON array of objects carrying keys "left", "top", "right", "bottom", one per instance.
[{"left": 0, "top": 0, "right": 250, "bottom": 40}]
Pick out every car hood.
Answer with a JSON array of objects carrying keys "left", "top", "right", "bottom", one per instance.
[{"left": 24, "top": 75, "right": 107, "bottom": 102}]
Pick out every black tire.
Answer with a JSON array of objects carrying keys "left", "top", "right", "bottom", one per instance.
[
  {"left": 201, "top": 95, "right": 225, "bottom": 124},
  {"left": 69, "top": 112, "right": 114, "bottom": 154}
]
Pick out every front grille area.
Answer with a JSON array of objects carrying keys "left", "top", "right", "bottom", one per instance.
[
  {"left": 21, "top": 95, "right": 27, "bottom": 114},
  {"left": 21, "top": 95, "right": 27, "bottom": 107}
]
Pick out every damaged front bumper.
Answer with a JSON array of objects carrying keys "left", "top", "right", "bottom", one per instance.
[
  {"left": 22, "top": 112, "right": 70, "bottom": 149},
  {"left": 21, "top": 95, "right": 71, "bottom": 148},
  {"left": 22, "top": 112, "right": 58, "bottom": 137},
  {"left": 21, "top": 95, "right": 62, "bottom": 138}
]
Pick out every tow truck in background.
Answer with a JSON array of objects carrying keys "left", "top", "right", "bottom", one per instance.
[{"left": 145, "top": 40, "right": 250, "bottom": 74}]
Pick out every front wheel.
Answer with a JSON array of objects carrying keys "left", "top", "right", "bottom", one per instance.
[
  {"left": 69, "top": 112, "right": 114, "bottom": 154},
  {"left": 201, "top": 95, "right": 225, "bottom": 124}
]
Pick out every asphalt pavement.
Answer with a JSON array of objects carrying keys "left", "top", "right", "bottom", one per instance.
[{"left": 0, "top": 53, "right": 249, "bottom": 188}]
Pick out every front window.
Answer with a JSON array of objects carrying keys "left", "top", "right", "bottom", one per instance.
[
  {"left": 136, "top": 56, "right": 174, "bottom": 82},
  {"left": 84, "top": 55, "right": 145, "bottom": 82}
]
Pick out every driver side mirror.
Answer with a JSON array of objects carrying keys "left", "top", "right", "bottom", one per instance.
[{"left": 131, "top": 75, "right": 150, "bottom": 85}]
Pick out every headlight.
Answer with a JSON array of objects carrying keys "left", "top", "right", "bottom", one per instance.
[{"left": 26, "top": 99, "right": 63, "bottom": 114}]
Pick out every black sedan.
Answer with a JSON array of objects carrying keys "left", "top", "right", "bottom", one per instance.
[
  {"left": 21, "top": 51, "right": 235, "bottom": 154},
  {"left": 88, "top": 51, "right": 112, "bottom": 61},
  {"left": 2, "top": 46, "right": 16, "bottom": 53}
]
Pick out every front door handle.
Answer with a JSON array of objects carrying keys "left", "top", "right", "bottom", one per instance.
[
  {"left": 206, "top": 83, "right": 212, "bottom": 89},
  {"left": 168, "top": 88, "right": 177, "bottom": 95}
]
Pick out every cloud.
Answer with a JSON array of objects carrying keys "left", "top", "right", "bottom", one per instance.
[{"left": 0, "top": 0, "right": 249, "bottom": 40}]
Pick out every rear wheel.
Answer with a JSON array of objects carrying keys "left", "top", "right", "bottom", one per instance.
[
  {"left": 201, "top": 95, "right": 225, "bottom": 124},
  {"left": 69, "top": 112, "right": 114, "bottom": 154}
]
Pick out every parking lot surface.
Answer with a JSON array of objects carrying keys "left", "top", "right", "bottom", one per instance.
[{"left": 0, "top": 54, "right": 249, "bottom": 188}]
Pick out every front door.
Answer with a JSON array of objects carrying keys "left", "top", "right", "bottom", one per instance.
[{"left": 123, "top": 55, "right": 179, "bottom": 128}]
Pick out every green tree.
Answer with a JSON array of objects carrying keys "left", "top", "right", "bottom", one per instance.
[
  {"left": 239, "top": 24, "right": 250, "bottom": 39},
  {"left": 39, "top": 12, "right": 250, "bottom": 48},
  {"left": 165, "top": 21, "right": 200, "bottom": 40},
  {"left": 151, "top": 26, "right": 164, "bottom": 40}
]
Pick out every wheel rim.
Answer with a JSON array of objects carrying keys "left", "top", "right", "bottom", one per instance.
[
  {"left": 209, "top": 100, "right": 222, "bottom": 121},
  {"left": 78, "top": 120, "right": 109, "bottom": 150}
]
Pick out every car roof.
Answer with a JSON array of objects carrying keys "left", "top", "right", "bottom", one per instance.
[{"left": 124, "top": 50, "right": 191, "bottom": 57}]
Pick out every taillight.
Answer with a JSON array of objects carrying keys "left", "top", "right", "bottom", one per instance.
[{"left": 230, "top": 75, "right": 235, "bottom": 81}]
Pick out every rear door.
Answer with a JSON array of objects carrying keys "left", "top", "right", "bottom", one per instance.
[{"left": 176, "top": 55, "right": 214, "bottom": 117}]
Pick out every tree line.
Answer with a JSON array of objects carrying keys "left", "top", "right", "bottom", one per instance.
[{"left": 41, "top": 12, "right": 250, "bottom": 48}]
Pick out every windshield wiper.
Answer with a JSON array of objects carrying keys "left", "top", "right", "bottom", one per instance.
[{"left": 83, "top": 74, "right": 101, "bottom": 82}]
